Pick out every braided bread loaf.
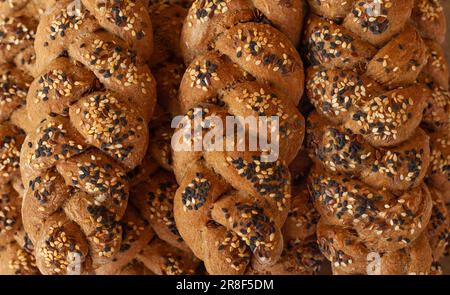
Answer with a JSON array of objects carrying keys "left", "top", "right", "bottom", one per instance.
[
  {"left": 304, "top": 0, "right": 438, "bottom": 274},
  {"left": 95, "top": 140, "right": 201, "bottom": 275},
  {"left": 172, "top": 1, "right": 307, "bottom": 275},
  {"left": 411, "top": 0, "right": 450, "bottom": 265},
  {"left": 19, "top": 0, "right": 157, "bottom": 275},
  {"left": 181, "top": 0, "right": 306, "bottom": 64},
  {"left": 0, "top": 0, "right": 45, "bottom": 275},
  {"left": 147, "top": 0, "right": 192, "bottom": 67}
]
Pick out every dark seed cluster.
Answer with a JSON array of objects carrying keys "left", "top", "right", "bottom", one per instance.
[
  {"left": 227, "top": 156, "right": 290, "bottom": 211},
  {"left": 181, "top": 173, "right": 210, "bottom": 211}
]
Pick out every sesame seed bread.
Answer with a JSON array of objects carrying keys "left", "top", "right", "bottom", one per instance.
[
  {"left": 0, "top": 240, "right": 39, "bottom": 275},
  {"left": 427, "top": 130, "right": 450, "bottom": 203},
  {"left": 317, "top": 221, "right": 433, "bottom": 275},
  {"left": 95, "top": 204, "right": 155, "bottom": 274},
  {"left": 245, "top": 153, "right": 325, "bottom": 275},
  {"left": 0, "top": 0, "right": 47, "bottom": 275},
  {"left": 19, "top": 0, "right": 157, "bottom": 275},
  {"left": 412, "top": 0, "right": 447, "bottom": 45},
  {"left": 0, "top": 0, "right": 55, "bottom": 17},
  {"left": 172, "top": 0, "right": 306, "bottom": 275},
  {"left": 136, "top": 237, "right": 200, "bottom": 275},
  {"left": 418, "top": 40, "right": 449, "bottom": 90},
  {"left": 303, "top": 0, "right": 445, "bottom": 274},
  {"left": 131, "top": 170, "right": 189, "bottom": 251}
]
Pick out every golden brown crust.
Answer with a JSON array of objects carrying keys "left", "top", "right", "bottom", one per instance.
[
  {"left": 411, "top": 0, "right": 446, "bottom": 44},
  {"left": 174, "top": 0, "right": 306, "bottom": 274},
  {"left": 418, "top": 40, "right": 449, "bottom": 90},
  {"left": 19, "top": 0, "right": 156, "bottom": 275},
  {"left": 0, "top": 123, "right": 24, "bottom": 186},
  {"left": 0, "top": 0, "right": 55, "bottom": 17},
  {"left": 427, "top": 130, "right": 450, "bottom": 200},
  {"left": 422, "top": 88, "right": 450, "bottom": 131},
  {"left": 0, "top": 0, "right": 55, "bottom": 276},
  {"left": 307, "top": 67, "right": 429, "bottom": 148},
  {"left": 248, "top": 152, "right": 324, "bottom": 276},
  {"left": 0, "top": 12, "right": 38, "bottom": 74},
  {"left": 0, "top": 63, "right": 32, "bottom": 127},
  {"left": 105, "top": 128, "right": 199, "bottom": 275},
  {"left": 0, "top": 0, "right": 53, "bottom": 75},
  {"left": 136, "top": 237, "right": 200, "bottom": 275},
  {"left": 148, "top": 0, "right": 187, "bottom": 67},
  {"left": 0, "top": 184, "right": 22, "bottom": 244},
  {"left": 283, "top": 183, "right": 318, "bottom": 243},
  {"left": 309, "top": 164, "right": 432, "bottom": 253},
  {"left": 318, "top": 221, "right": 433, "bottom": 275},
  {"left": 95, "top": 205, "right": 155, "bottom": 275},
  {"left": 247, "top": 237, "right": 323, "bottom": 275},
  {"left": 304, "top": 18, "right": 428, "bottom": 89},
  {"left": 181, "top": 0, "right": 305, "bottom": 64},
  {"left": 307, "top": 113, "right": 431, "bottom": 192},
  {"left": 31, "top": 1, "right": 156, "bottom": 123}
]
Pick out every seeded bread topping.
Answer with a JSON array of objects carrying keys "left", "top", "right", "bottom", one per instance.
[
  {"left": 171, "top": 0, "right": 307, "bottom": 275},
  {"left": 19, "top": 0, "right": 156, "bottom": 275},
  {"left": 304, "top": 0, "right": 449, "bottom": 275}
]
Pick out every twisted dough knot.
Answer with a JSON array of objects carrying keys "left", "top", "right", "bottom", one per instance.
[
  {"left": 0, "top": 66, "right": 28, "bottom": 189},
  {"left": 127, "top": 163, "right": 200, "bottom": 275},
  {"left": 174, "top": 3, "right": 306, "bottom": 273},
  {"left": 411, "top": 0, "right": 446, "bottom": 44},
  {"left": 19, "top": 0, "right": 156, "bottom": 275},
  {"left": 304, "top": 0, "right": 437, "bottom": 274},
  {"left": 181, "top": 0, "right": 305, "bottom": 65},
  {"left": 427, "top": 130, "right": 450, "bottom": 198}
]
